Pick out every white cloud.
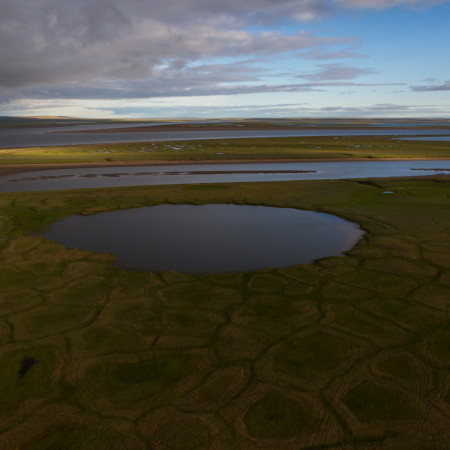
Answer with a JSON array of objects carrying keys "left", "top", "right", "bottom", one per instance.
[{"left": 0, "top": 0, "right": 345, "bottom": 93}]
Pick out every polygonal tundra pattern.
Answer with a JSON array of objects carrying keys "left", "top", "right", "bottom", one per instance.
[{"left": 0, "top": 178, "right": 449, "bottom": 448}]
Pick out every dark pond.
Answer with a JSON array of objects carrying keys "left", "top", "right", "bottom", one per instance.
[
  {"left": 17, "top": 357, "right": 38, "bottom": 380},
  {"left": 40, "top": 204, "right": 364, "bottom": 273}
]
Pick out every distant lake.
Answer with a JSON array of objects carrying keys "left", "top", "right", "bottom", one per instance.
[
  {"left": 398, "top": 136, "right": 450, "bottom": 141},
  {"left": 39, "top": 204, "right": 365, "bottom": 273},
  {"left": 1, "top": 125, "right": 450, "bottom": 149}
]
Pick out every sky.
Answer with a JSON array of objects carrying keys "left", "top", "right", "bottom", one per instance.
[{"left": 0, "top": 0, "right": 449, "bottom": 118}]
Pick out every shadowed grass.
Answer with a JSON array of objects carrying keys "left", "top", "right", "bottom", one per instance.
[
  {"left": 0, "top": 346, "right": 60, "bottom": 413},
  {"left": 342, "top": 380, "right": 416, "bottom": 421},
  {"left": 0, "top": 176, "right": 449, "bottom": 447},
  {"left": 19, "top": 424, "right": 133, "bottom": 450},
  {"left": 243, "top": 391, "right": 317, "bottom": 439}
]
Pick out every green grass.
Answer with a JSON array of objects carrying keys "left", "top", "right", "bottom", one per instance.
[
  {"left": 274, "top": 333, "right": 352, "bottom": 380},
  {"left": 0, "top": 176, "right": 449, "bottom": 447},
  {"left": 243, "top": 391, "right": 317, "bottom": 439},
  {"left": 342, "top": 380, "right": 416, "bottom": 421},
  {"left": 0, "top": 346, "right": 60, "bottom": 413},
  {"left": 1, "top": 135, "right": 450, "bottom": 165},
  {"left": 20, "top": 425, "right": 133, "bottom": 450}
]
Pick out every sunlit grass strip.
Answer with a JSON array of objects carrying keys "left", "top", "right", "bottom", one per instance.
[{"left": 1, "top": 135, "right": 449, "bottom": 166}]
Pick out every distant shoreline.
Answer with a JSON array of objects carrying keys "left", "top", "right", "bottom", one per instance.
[{"left": 54, "top": 124, "right": 450, "bottom": 134}]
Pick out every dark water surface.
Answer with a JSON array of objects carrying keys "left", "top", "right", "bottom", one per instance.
[
  {"left": 1, "top": 126, "right": 450, "bottom": 149},
  {"left": 399, "top": 136, "right": 450, "bottom": 141},
  {"left": 40, "top": 204, "right": 364, "bottom": 273},
  {"left": 17, "top": 357, "right": 38, "bottom": 380},
  {"left": 2, "top": 160, "right": 450, "bottom": 192}
]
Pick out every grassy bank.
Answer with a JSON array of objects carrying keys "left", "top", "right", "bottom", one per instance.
[
  {"left": 0, "top": 176, "right": 449, "bottom": 448},
  {"left": 1, "top": 135, "right": 450, "bottom": 166}
]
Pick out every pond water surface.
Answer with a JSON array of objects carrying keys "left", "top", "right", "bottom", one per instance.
[{"left": 40, "top": 204, "right": 365, "bottom": 273}]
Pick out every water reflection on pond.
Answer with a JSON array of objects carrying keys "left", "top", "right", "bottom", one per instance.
[{"left": 40, "top": 204, "right": 364, "bottom": 273}]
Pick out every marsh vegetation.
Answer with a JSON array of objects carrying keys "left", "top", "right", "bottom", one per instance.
[
  {"left": 0, "top": 176, "right": 449, "bottom": 448},
  {"left": 1, "top": 135, "right": 450, "bottom": 166}
]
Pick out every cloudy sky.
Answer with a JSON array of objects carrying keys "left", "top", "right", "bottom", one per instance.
[{"left": 1, "top": 0, "right": 449, "bottom": 118}]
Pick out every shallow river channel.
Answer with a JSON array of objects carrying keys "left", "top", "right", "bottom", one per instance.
[{"left": 2, "top": 160, "right": 449, "bottom": 192}]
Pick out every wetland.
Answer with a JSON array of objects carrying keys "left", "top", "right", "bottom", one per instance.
[
  {"left": 1, "top": 117, "right": 450, "bottom": 149},
  {"left": 0, "top": 118, "right": 449, "bottom": 448},
  {"left": 0, "top": 176, "right": 449, "bottom": 448}
]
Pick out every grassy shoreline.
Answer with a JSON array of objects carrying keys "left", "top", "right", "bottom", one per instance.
[{"left": 1, "top": 135, "right": 449, "bottom": 170}]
